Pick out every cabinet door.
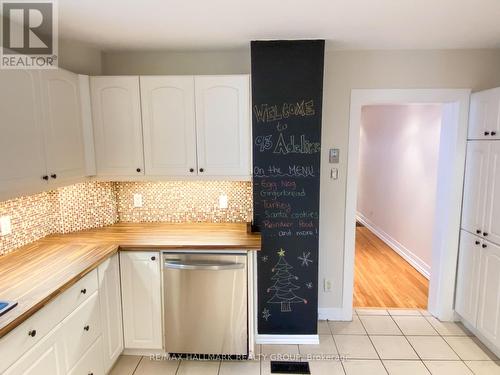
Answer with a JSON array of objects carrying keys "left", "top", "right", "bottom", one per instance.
[
  {"left": 120, "top": 251, "right": 162, "bottom": 349},
  {"left": 40, "top": 69, "right": 86, "bottom": 182},
  {"left": 97, "top": 254, "right": 123, "bottom": 372},
  {"left": 455, "top": 230, "right": 482, "bottom": 325},
  {"left": 195, "top": 75, "right": 251, "bottom": 177},
  {"left": 461, "top": 141, "right": 490, "bottom": 236},
  {"left": 90, "top": 76, "right": 144, "bottom": 176},
  {"left": 476, "top": 239, "right": 500, "bottom": 348},
  {"left": 484, "top": 142, "right": 500, "bottom": 245},
  {"left": 0, "top": 71, "right": 47, "bottom": 199},
  {"left": 140, "top": 76, "right": 197, "bottom": 176},
  {"left": 468, "top": 88, "right": 500, "bottom": 140},
  {"left": 4, "top": 328, "right": 64, "bottom": 375}
]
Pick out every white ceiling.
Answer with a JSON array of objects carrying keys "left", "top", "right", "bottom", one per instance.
[{"left": 57, "top": 0, "right": 500, "bottom": 51}]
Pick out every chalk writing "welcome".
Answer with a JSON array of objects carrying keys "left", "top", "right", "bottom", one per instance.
[{"left": 254, "top": 100, "right": 315, "bottom": 123}]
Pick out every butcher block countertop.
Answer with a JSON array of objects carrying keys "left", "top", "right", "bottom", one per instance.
[{"left": 0, "top": 222, "right": 260, "bottom": 339}]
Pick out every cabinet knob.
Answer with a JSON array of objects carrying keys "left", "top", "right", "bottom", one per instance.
[
  {"left": 476, "top": 229, "right": 482, "bottom": 234},
  {"left": 50, "top": 174, "right": 57, "bottom": 179},
  {"left": 483, "top": 232, "right": 488, "bottom": 236},
  {"left": 151, "top": 256, "right": 156, "bottom": 261},
  {"left": 136, "top": 168, "right": 142, "bottom": 173},
  {"left": 28, "top": 329, "right": 37, "bottom": 337},
  {"left": 485, "top": 131, "right": 490, "bottom": 136},
  {"left": 492, "top": 131, "right": 497, "bottom": 136},
  {"left": 42, "top": 175, "right": 49, "bottom": 181},
  {"left": 84, "top": 325, "right": 90, "bottom": 331},
  {"left": 81, "top": 288, "right": 87, "bottom": 294},
  {"left": 199, "top": 168, "right": 204, "bottom": 173},
  {"left": 189, "top": 168, "right": 194, "bottom": 173},
  {"left": 475, "top": 241, "right": 480, "bottom": 245},
  {"left": 482, "top": 244, "right": 488, "bottom": 248}
]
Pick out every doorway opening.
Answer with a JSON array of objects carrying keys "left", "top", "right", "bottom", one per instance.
[
  {"left": 354, "top": 104, "right": 442, "bottom": 309},
  {"left": 343, "top": 89, "right": 470, "bottom": 321}
]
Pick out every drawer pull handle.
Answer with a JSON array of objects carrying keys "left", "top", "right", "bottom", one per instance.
[
  {"left": 482, "top": 244, "right": 488, "bottom": 248},
  {"left": 475, "top": 241, "right": 480, "bottom": 245},
  {"left": 28, "top": 330, "right": 36, "bottom": 337},
  {"left": 483, "top": 232, "right": 488, "bottom": 237},
  {"left": 492, "top": 131, "right": 497, "bottom": 136},
  {"left": 485, "top": 131, "right": 490, "bottom": 136},
  {"left": 476, "top": 229, "right": 482, "bottom": 234},
  {"left": 81, "top": 288, "right": 87, "bottom": 294},
  {"left": 84, "top": 325, "right": 90, "bottom": 331}
]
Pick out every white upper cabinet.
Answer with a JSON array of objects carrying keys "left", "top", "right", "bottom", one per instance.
[
  {"left": 195, "top": 75, "right": 251, "bottom": 176},
  {"left": 140, "top": 76, "right": 197, "bottom": 176},
  {"left": 461, "top": 141, "right": 489, "bottom": 236},
  {"left": 476, "top": 239, "right": 500, "bottom": 348},
  {"left": 40, "top": 69, "right": 86, "bottom": 182},
  {"left": 90, "top": 76, "right": 144, "bottom": 176},
  {"left": 0, "top": 71, "right": 47, "bottom": 198},
  {"left": 455, "top": 230, "right": 482, "bottom": 324},
  {"left": 468, "top": 88, "right": 500, "bottom": 140}
]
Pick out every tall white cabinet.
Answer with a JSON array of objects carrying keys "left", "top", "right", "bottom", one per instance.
[
  {"left": 90, "top": 76, "right": 145, "bottom": 177},
  {"left": 456, "top": 87, "right": 500, "bottom": 356},
  {"left": 120, "top": 251, "right": 162, "bottom": 350}
]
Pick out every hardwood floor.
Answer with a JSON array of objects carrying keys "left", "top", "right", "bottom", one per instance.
[{"left": 354, "top": 226, "right": 429, "bottom": 309}]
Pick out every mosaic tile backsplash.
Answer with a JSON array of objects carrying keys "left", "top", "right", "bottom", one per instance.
[
  {"left": 116, "top": 181, "right": 253, "bottom": 223},
  {"left": 0, "top": 180, "right": 252, "bottom": 255}
]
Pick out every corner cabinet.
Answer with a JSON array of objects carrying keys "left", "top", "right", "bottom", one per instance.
[
  {"left": 97, "top": 254, "right": 123, "bottom": 373},
  {"left": 120, "top": 251, "right": 162, "bottom": 350},
  {"left": 0, "top": 69, "right": 92, "bottom": 201},
  {"left": 90, "top": 76, "right": 145, "bottom": 177},
  {"left": 194, "top": 75, "right": 251, "bottom": 177},
  {"left": 468, "top": 88, "right": 500, "bottom": 140}
]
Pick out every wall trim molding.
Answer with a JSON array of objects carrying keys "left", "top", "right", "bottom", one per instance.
[
  {"left": 255, "top": 334, "right": 319, "bottom": 345},
  {"left": 356, "top": 212, "right": 431, "bottom": 279},
  {"left": 318, "top": 307, "right": 352, "bottom": 321}
]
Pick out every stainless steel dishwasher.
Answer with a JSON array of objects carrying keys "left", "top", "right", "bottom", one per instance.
[{"left": 163, "top": 252, "right": 248, "bottom": 356}]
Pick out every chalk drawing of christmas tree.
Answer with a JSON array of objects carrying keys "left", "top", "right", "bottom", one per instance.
[{"left": 267, "top": 248, "right": 307, "bottom": 312}]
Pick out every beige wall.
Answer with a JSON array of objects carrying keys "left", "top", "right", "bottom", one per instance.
[
  {"left": 102, "top": 48, "right": 500, "bottom": 310},
  {"left": 59, "top": 39, "right": 102, "bottom": 75}
]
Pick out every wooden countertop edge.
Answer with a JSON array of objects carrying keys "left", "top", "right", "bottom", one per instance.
[{"left": 0, "top": 245, "right": 119, "bottom": 339}]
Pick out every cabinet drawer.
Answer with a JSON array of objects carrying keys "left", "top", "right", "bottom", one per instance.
[
  {"left": 68, "top": 336, "right": 104, "bottom": 375},
  {"left": 0, "top": 295, "right": 64, "bottom": 373},
  {"left": 59, "top": 269, "right": 98, "bottom": 317},
  {"left": 61, "top": 291, "right": 101, "bottom": 371}
]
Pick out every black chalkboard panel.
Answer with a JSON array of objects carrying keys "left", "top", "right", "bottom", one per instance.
[{"left": 251, "top": 40, "right": 324, "bottom": 334}]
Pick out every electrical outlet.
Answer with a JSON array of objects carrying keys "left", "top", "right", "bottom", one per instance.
[
  {"left": 324, "top": 279, "right": 332, "bottom": 292},
  {"left": 133, "top": 194, "right": 143, "bottom": 208},
  {"left": 0, "top": 216, "right": 12, "bottom": 236},
  {"left": 219, "top": 195, "right": 228, "bottom": 209}
]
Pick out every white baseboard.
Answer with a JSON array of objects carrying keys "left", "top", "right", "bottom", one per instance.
[
  {"left": 122, "top": 348, "right": 166, "bottom": 356},
  {"left": 460, "top": 319, "right": 500, "bottom": 358},
  {"left": 357, "top": 213, "right": 431, "bottom": 279},
  {"left": 255, "top": 334, "right": 319, "bottom": 345},
  {"left": 318, "top": 307, "right": 352, "bottom": 321}
]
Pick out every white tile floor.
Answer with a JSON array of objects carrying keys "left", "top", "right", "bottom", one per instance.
[{"left": 110, "top": 309, "right": 500, "bottom": 375}]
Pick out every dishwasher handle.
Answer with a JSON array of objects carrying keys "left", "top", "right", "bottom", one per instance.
[{"left": 164, "top": 261, "right": 245, "bottom": 271}]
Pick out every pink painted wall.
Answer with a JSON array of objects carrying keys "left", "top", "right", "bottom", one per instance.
[{"left": 357, "top": 104, "right": 443, "bottom": 276}]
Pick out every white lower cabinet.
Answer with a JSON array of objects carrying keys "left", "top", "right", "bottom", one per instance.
[
  {"left": 98, "top": 255, "right": 124, "bottom": 373},
  {"left": 3, "top": 328, "right": 65, "bottom": 375},
  {"left": 456, "top": 230, "right": 500, "bottom": 353},
  {"left": 67, "top": 337, "right": 104, "bottom": 375},
  {"left": 120, "top": 251, "right": 162, "bottom": 350},
  {"left": 476, "top": 240, "right": 500, "bottom": 348}
]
